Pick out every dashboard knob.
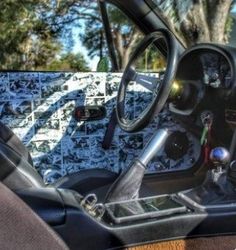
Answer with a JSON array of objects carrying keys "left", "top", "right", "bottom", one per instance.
[{"left": 209, "top": 147, "right": 230, "bottom": 166}]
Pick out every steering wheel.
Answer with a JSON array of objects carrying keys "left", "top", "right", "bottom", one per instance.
[{"left": 116, "top": 29, "right": 178, "bottom": 132}]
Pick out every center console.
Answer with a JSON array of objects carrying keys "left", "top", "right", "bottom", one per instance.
[
  {"left": 15, "top": 174, "right": 236, "bottom": 250},
  {"left": 105, "top": 195, "right": 187, "bottom": 224},
  {"left": 15, "top": 146, "right": 236, "bottom": 250}
]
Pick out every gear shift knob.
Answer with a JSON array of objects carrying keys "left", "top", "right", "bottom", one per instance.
[{"left": 209, "top": 147, "right": 230, "bottom": 167}]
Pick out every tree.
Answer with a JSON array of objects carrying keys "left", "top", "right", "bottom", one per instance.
[
  {"left": 106, "top": 5, "right": 143, "bottom": 70},
  {"left": 156, "top": 0, "right": 234, "bottom": 46},
  {"left": 0, "top": 0, "right": 91, "bottom": 71},
  {"left": 135, "top": 45, "right": 166, "bottom": 72},
  {"left": 44, "top": 1, "right": 143, "bottom": 70},
  {"left": 0, "top": 0, "right": 62, "bottom": 70},
  {"left": 79, "top": 4, "right": 143, "bottom": 70},
  {"left": 1, "top": 0, "right": 235, "bottom": 71},
  {"left": 46, "top": 0, "right": 236, "bottom": 70},
  {"left": 46, "top": 52, "right": 90, "bottom": 71}
]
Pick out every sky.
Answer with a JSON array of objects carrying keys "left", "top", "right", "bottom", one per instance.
[
  {"left": 73, "top": 38, "right": 99, "bottom": 71},
  {"left": 70, "top": 23, "right": 100, "bottom": 71}
]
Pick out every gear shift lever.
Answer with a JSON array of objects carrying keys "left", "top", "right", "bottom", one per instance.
[
  {"left": 210, "top": 147, "right": 230, "bottom": 168},
  {"left": 209, "top": 147, "right": 230, "bottom": 182},
  {"left": 105, "top": 129, "right": 170, "bottom": 203},
  {"left": 178, "top": 147, "right": 236, "bottom": 208}
]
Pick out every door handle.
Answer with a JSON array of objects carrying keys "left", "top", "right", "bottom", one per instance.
[{"left": 74, "top": 106, "right": 106, "bottom": 121}]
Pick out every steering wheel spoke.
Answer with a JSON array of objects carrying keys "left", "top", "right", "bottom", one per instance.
[{"left": 134, "top": 73, "right": 159, "bottom": 92}]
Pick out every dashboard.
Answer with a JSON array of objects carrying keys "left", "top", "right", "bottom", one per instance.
[
  {"left": 165, "top": 44, "right": 236, "bottom": 166},
  {"left": 177, "top": 45, "right": 235, "bottom": 87},
  {"left": 169, "top": 44, "right": 236, "bottom": 118},
  {"left": 148, "top": 44, "right": 236, "bottom": 173}
]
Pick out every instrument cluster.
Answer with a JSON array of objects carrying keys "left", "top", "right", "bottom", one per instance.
[
  {"left": 169, "top": 44, "right": 236, "bottom": 116},
  {"left": 167, "top": 44, "right": 236, "bottom": 156}
]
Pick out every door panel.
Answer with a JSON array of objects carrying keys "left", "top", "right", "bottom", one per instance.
[{"left": 0, "top": 72, "right": 201, "bottom": 183}]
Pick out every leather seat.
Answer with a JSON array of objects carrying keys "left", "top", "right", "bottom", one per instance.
[{"left": 0, "top": 122, "right": 119, "bottom": 200}]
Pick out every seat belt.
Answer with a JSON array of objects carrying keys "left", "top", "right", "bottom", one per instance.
[{"left": 102, "top": 108, "right": 118, "bottom": 149}]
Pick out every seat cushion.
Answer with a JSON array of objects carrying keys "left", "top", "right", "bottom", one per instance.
[{"left": 0, "top": 182, "right": 68, "bottom": 250}]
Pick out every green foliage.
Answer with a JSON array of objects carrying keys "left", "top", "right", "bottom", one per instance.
[
  {"left": 0, "top": 0, "right": 143, "bottom": 71},
  {"left": 80, "top": 18, "right": 105, "bottom": 59},
  {"left": 225, "top": 15, "right": 234, "bottom": 40},
  {"left": 47, "top": 52, "right": 89, "bottom": 72},
  {"left": 107, "top": 5, "right": 133, "bottom": 31},
  {"left": 1, "top": 0, "right": 235, "bottom": 71},
  {"left": 0, "top": 0, "right": 60, "bottom": 70},
  {"left": 154, "top": 0, "right": 235, "bottom": 46},
  {"left": 135, "top": 44, "right": 166, "bottom": 72},
  {"left": 80, "top": 3, "right": 143, "bottom": 70},
  {"left": 96, "top": 57, "right": 109, "bottom": 72},
  {"left": 0, "top": 0, "right": 90, "bottom": 71}
]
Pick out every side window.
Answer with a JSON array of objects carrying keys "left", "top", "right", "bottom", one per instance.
[
  {"left": 0, "top": 1, "right": 110, "bottom": 72},
  {"left": 134, "top": 43, "right": 167, "bottom": 73},
  {"left": 106, "top": 4, "right": 167, "bottom": 73},
  {"left": 106, "top": 4, "right": 144, "bottom": 70},
  {"left": 106, "top": 4, "right": 167, "bottom": 110}
]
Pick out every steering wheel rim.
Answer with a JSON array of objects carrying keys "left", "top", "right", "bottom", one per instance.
[{"left": 116, "top": 29, "right": 178, "bottom": 132}]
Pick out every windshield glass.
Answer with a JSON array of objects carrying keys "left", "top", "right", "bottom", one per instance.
[{"left": 151, "top": 0, "right": 236, "bottom": 47}]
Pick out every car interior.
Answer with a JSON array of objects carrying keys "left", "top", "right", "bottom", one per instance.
[{"left": 1, "top": 0, "right": 236, "bottom": 249}]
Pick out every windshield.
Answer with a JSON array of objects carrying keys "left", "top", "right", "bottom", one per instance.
[{"left": 151, "top": 0, "right": 236, "bottom": 47}]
